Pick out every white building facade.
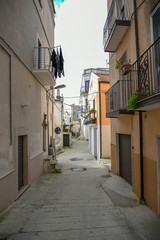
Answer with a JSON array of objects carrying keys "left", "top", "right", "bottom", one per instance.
[{"left": 0, "top": 0, "right": 58, "bottom": 211}]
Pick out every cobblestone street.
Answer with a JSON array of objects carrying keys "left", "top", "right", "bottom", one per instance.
[{"left": 0, "top": 140, "right": 160, "bottom": 240}]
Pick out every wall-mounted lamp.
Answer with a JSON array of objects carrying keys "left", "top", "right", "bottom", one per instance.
[
  {"left": 47, "top": 84, "right": 66, "bottom": 92},
  {"left": 21, "top": 103, "right": 30, "bottom": 108}
]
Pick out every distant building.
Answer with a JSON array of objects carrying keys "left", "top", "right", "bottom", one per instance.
[{"left": 80, "top": 68, "right": 110, "bottom": 159}]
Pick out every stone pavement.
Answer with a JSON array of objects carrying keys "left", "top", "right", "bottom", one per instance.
[{"left": 0, "top": 140, "right": 160, "bottom": 240}]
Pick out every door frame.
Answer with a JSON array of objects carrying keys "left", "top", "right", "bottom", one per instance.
[
  {"left": 15, "top": 128, "right": 29, "bottom": 192},
  {"left": 150, "top": 2, "right": 160, "bottom": 43}
]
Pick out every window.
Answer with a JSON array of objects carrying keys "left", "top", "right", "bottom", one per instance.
[{"left": 85, "top": 81, "right": 90, "bottom": 92}]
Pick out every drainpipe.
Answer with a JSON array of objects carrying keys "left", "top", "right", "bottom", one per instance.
[
  {"left": 133, "top": 0, "right": 144, "bottom": 202},
  {"left": 47, "top": 94, "right": 50, "bottom": 155},
  {"left": 99, "top": 81, "right": 102, "bottom": 158}
]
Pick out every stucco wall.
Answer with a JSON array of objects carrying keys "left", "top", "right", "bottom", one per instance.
[
  {"left": 0, "top": 0, "right": 55, "bottom": 212},
  {"left": 0, "top": 0, "right": 55, "bottom": 69}
]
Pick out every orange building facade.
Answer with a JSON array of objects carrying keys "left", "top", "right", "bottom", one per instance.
[{"left": 104, "top": 0, "right": 160, "bottom": 213}]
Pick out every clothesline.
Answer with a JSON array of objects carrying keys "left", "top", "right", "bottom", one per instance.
[{"left": 51, "top": 45, "right": 61, "bottom": 49}]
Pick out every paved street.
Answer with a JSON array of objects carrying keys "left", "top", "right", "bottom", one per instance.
[{"left": 0, "top": 140, "right": 160, "bottom": 240}]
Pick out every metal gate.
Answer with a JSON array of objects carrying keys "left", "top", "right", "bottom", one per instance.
[
  {"left": 63, "top": 134, "right": 69, "bottom": 147},
  {"left": 18, "top": 136, "right": 24, "bottom": 190},
  {"left": 119, "top": 134, "right": 132, "bottom": 185}
]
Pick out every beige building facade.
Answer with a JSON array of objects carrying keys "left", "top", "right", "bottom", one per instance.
[
  {"left": 104, "top": 0, "right": 160, "bottom": 213},
  {"left": 0, "top": 0, "right": 57, "bottom": 212}
]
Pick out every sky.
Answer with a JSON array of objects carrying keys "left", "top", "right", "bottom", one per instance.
[{"left": 54, "top": 0, "right": 108, "bottom": 105}]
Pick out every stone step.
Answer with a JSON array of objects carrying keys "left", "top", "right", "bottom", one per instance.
[
  {"left": 50, "top": 159, "right": 58, "bottom": 166},
  {"left": 55, "top": 164, "right": 63, "bottom": 173}
]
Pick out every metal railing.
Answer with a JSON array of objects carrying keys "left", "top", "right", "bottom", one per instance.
[
  {"left": 83, "top": 113, "right": 91, "bottom": 125},
  {"left": 103, "top": 0, "right": 132, "bottom": 47},
  {"left": 80, "top": 106, "right": 88, "bottom": 113},
  {"left": 128, "top": 37, "right": 160, "bottom": 97},
  {"left": 105, "top": 80, "right": 134, "bottom": 114},
  {"left": 80, "top": 86, "right": 89, "bottom": 94},
  {"left": 33, "top": 47, "right": 53, "bottom": 72}
]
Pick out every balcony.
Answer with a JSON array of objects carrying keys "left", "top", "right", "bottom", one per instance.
[
  {"left": 105, "top": 80, "right": 134, "bottom": 118},
  {"left": 128, "top": 37, "right": 160, "bottom": 111},
  {"left": 80, "top": 86, "right": 87, "bottom": 95},
  {"left": 32, "top": 47, "right": 55, "bottom": 86},
  {"left": 83, "top": 113, "right": 91, "bottom": 125},
  {"left": 103, "top": 0, "right": 132, "bottom": 52}
]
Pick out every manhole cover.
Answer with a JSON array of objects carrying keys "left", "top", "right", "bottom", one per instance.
[
  {"left": 101, "top": 174, "right": 111, "bottom": 178},
  {"left": 70, "top": 158, "right": 83, "bottom": 161},
  {"left": 71, "top": 168, "right": 87, "bottom": 172}
]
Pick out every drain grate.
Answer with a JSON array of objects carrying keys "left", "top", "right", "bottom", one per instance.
[
  {"left": 71, "top": 168, "right": 87, "bottom": 172},
  {"left": 70, "top": 158, "right": 83, "bottom": 161},
  {"left": 101, "top": 174, "right": 111, "bottom": 179}
]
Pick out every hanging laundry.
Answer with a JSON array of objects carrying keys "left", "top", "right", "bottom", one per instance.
[
  {"left": 50, "top": 49, "right": 57, "bottom": 69},
  {"left": 59, "top": 47, "right": 65, "bottom": 77},
  {"left": 50, "top": 46, "right": 65, "bottom": 79},
  {"left": 56, "top": 49, "right": 61, "bottom": 78}
]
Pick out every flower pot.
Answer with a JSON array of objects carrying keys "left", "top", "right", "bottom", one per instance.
[
  {"left": 90, "top": 120, "right": 96, "bottom": 124},
  {"left": 122, "top": 64, "right": 131, "bottom": 75}
]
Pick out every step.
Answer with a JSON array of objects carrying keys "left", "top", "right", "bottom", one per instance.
[{"left": 55, "top": 164, "right": 63, "bottom": 173}]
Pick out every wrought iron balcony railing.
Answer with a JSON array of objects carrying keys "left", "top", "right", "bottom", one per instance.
[
  {"left": 80, "top": 86, "right": 86, "bottom": 94},
  {"left": 105, "top": 80, "right": 134, "bottom": 116},
  {"left": 33, "top": 47, "right": 53, "bottom": 73},
  {"left": 80, "top": 106, "right": 88, "bottom": 113},
  {"left": 83, "top": 113, "right": 91, "bottom": 125},
  {"left": 128, "top": 37, "right": 160, "bottom": 100},
  {"left": 103, "top": 0, "right": 132, "bottom": 51}
]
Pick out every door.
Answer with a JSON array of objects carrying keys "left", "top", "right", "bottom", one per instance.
[
  {"left": 119, "top": 134, "right": 132, "bottom": 185},
  {"left": 18, "top": 136, "right": 24, "bottom": 190},
  {"left": 151, "top": 4, "right": 160, "bottom": 91},
  {"left": 63, "top": 134, "right": 69, "bottom": 147},
  {"left": 94, "top": 128, "right": 97, "bottom": 158}
]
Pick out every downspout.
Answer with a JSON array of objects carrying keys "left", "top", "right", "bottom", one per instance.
[
  {"left": 47, "top": 94, "right": 50, "bottom": 155},
  {"left": 99, "top": 81, "right": 102, "bottom": 158},
  {"left": 133, "top": 0, "right": 144, "bottom": 201}
]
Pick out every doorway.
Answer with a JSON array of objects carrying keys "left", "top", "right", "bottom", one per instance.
[{"left": 119, "top": 134, "right": 132, "bottom": 185}]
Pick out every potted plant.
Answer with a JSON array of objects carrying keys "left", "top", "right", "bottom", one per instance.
[
  {"left": 115, "top": 59, "right": 131, "bottom": 75},
  {"left": 128, "top": 94, "right": 139, "bottom": 111},
  {"left": 90, "top": 117, "right": 97, "bottom": 124},
  {"left": 89, "top": 108, "right": 96, "bottom": 113},
  {"left": 122, "top": 61, "right": 131, "bottom": 75},
  {"left": 128, "top": 89, "right": 149, "bottom": 111},
  {"left": 136, "top": 89, "right": 148, "bottom": 99}
]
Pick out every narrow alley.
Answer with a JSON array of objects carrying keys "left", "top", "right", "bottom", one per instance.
[{"left": 0, "top": 140, "right": 160, "bottom": 240}]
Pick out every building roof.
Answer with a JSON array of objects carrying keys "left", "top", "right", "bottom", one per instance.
[{"left": 95, "top": 73, "right": 110, "bottom": 83}]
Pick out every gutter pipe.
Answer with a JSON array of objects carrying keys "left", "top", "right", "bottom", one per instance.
[{"left": 133, "top": 0, "right": 144, "bottom": 201}]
